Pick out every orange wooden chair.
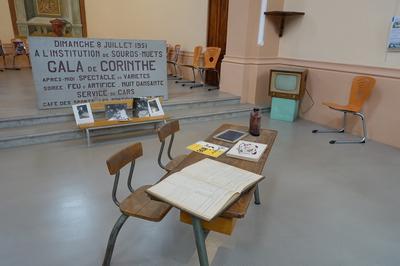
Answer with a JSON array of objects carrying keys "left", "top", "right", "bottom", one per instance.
[
  {"left": 102, "top": 143, "right": 171, "bottom": 265},
  {"left": 167, "top": 44, "right": 182, "bottom": 79},
  {"left": 192, "top": 47, "right": 222, "bottom": 91},
  {"left": 312, "top": 76, "right": 376, "bottom": 144},
  {"left": 0, "top": 40, "right": 7, "bottom": 71},
  {"left": 176, "top": 45, "right": 203, "bottom": 87},
  {"left": 10, "top": 38, "right": 30, "bottom": 69}
]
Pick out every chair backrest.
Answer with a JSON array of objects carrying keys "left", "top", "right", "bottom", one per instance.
[
  {"left": 203, "top": 47, "right": 221, "bottom": 69},
  {"left": 348, "top": 76, "right": 376, "bottom": 110},
  {"left": 192, "top": 46, "right": 203, "bottom": 68},
  {"left": 0, "top": 40, "right": 4, "bottom": 56},
  {"left": 157, "top": 120, "right": 180, "bottom": 142},
  {"left": 106, "top": 143, "right": 143, "bottom": 175},
  {"left": 11, "top": 38, "right": 28, "bottom": 55},
  {"left": 171, "top": 44, "right": 181, "bottom": 63}
]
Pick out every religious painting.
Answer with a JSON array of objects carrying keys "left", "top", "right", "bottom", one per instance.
[
  {"left": 8, "top": 0, "right": 87, "bottom": 38},
  {"left": 36, "top": 0, "right": 62, "bottom": 17}
]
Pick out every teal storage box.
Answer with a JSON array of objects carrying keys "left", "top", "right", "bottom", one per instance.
[{"left": 270, "top": 97, "right": 299, "bottom": 122}]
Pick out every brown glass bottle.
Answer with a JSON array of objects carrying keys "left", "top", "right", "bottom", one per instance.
[{"left": 249, "top": 108, "right": 261, "bottom": 136}]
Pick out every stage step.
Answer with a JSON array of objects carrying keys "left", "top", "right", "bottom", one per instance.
[
  {"left": 0, "top": 103, "right": 269, "bottom": 149},
  {"left": 0, "top": 95, "right": 240, "bottom": 129}
]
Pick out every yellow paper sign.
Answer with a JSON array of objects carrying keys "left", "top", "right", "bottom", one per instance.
[{"left": 187, "top": 141, "right": 229, "bottom": 158}]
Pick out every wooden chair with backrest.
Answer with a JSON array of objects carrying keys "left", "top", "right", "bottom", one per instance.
[
  {"left": 192, "top": 47, "right": 222, "bottom": 91},
  {"left": 0, "top": 40, "right": 8, "bottom": 71},
  {"left": 157, "top": 120, "right": 187, "bottom": 172},
  {"left": 167, "top": 44, "right": 182, "bottom": 79},
  {"left": 102, "top": 142, "right": 172, "bottom": 266},
  {"left": 176, "top": 45, "right": 203, "bottom": 87},
  {"left": 312, "top": 76, "right": 376, "bottom": 144},
  {"left": 11, "top": 38, "right": 30, "bottom": 69}
]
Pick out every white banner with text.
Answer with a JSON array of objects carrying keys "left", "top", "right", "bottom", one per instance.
[{"left": 29, "top": 37, "right": 167, "bottom": 109}]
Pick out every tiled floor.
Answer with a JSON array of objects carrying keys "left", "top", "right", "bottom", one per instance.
[{"left": 0, "top": 115, "right": 399, "bottom": 266}]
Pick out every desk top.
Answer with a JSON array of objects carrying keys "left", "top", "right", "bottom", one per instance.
[{"left": 163, "top": 123, "right": 277, "bottom": 219}]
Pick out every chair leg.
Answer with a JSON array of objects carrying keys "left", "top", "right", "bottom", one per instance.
[
  {"left": 103, "top": 214, "right": 129, "bottom": 266},
  {"left": 176, "top": 67, "right": 196, "bottom": 84},
  {"left": 208, "top": 70, "right": 220, "bottom": 91},
  {"left": 312, "top": 112, "right": 346, "bottom": 134},
  {"left": 6, "top": 55, "right": 20, "bottom": 70},
  {"left": 254, "top": 184, "right": 261, "bottom": 205},
  {"left": 330, "top": 112, "right": 367, "bottom": 144},
  {"left": 190, "top": 69, "right": 205, "bottom": 89}
]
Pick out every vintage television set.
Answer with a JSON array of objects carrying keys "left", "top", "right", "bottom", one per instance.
[{"left": 268, "top": 68, "right": 308, "bottom": 100}]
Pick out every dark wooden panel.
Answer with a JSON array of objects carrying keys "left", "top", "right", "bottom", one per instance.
[{"left": 206, "top": 0, "right": 229, "bottom": 85}]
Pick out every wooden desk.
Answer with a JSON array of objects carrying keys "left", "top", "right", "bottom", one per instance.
[{"left": 162, "top": 123, "right": 277, "bottom": 266}]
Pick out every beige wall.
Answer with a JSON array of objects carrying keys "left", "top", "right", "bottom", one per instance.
[
  {"left": 220, "top": 0, "right": 283, "bottom": 105},
  {"left": 280, "top": 0, "right": 400, "bottom": 68},
  {"left": 220, "top": 0, "right": 400, "bottom": 148},
  {"left": 1, "top": 0, "right": 208, "bottom": 52},
  {"left": 85, "top": 0, "right": 208, "bottom": 51},
  {"left": 0, "top": 0, "right": 14, "bottom": 41}
]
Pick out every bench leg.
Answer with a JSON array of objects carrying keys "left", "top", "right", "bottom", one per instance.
[
  {"left": 192, "top": 216, "right": 209, "bottom": 266},
  {"left": 254, "top": 184, "right": 261, "bottom": 205},
  {"left": 86, "top": 128, "right": 91, "bottom": 147},
  {"left": 103, "top": 214, "right": 129, "bottom": 266}
]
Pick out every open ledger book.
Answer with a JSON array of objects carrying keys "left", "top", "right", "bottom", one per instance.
[{"left": 146, "top": 158, "right": 264, "bottom": 221}]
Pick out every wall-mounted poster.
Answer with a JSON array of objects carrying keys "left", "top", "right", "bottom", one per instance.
[
  {"left": 8, "top": 0, "right": 87, "bottom": 37},
  {"left": 388, "top": 16, "right": 400, "bottom": 50},
  {"left": 29, "top": 37, "right": 168, "bottom": 109}
]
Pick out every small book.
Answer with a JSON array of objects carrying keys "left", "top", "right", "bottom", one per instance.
[
  {"left": 213, "top": 129, "right": 248, "bottom": 143},
  {"left": 132, "top": 97, "right": 150, "bottom": 118},
  {"left": 146, "top": 158, "right": 264, "bottom": 221},
  {"left": 105, "top": 104, "right": 129, "bottom": 121},
  {"left": 226, "top": 140, "right": 268, "bottom": 162},
  {"left": 187, "top": 141, "right": 229, "bottom": 158},
  {"left": 147, "top": 97, "right": 164, "bottom": 116}
]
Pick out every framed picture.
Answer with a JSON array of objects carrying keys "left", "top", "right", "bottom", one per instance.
[
  {"left": 105, "top": 104, "right": 129, "bottom": 121},
  {"left": 8, "top": 0, "right": 87, "bottom": 37},
  {"left": 147, "top": 97, "right": 164, "bottom": 116},
  {"left": 132, "top": 97, "right": 150, "bottom": 118},
  {"left": 72, "top": 103, "right": 94, "bottom": 125},
  {"left": 388, "top": 16, "right": 400, "bottom": 50}
]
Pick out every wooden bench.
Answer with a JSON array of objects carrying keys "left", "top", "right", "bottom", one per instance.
[{"left": 78, "top": 99, "right": 168, "bottom": 146}]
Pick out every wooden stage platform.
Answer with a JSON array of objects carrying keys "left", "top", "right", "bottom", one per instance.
[{"left": 0, "top": 69, "right": 268, "bottom": 148}]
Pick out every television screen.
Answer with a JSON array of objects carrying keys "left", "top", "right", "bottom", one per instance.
[
  {"left": 275, "top": 74, "right": 298, "bottom": 91},
  {"left": 268, "top": 68, "right": 307, "bottom": 100}
]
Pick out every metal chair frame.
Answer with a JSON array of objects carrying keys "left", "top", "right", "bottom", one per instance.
[
  {"left": 103, "top": 142, "right": 146, "bottom": 266},
  {"left": 312, "top": 110, "right": 367, "bottom": 144},
  {"left": 167, "top": 44, "right": 182, "bottom": 80},
  {"left": 158, "top": 131, "right": 176, "bottom": 171},
  {"left": 176, "top": 46, "right": 203, "bottom": 87},
  {"left": 312, "top": 76, "right": 375, "bottom": 144},
  {"left": 103, "top": 160, "right": 136, "bottom": 265}
]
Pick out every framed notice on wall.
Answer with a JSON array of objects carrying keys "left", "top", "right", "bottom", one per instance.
[
  {"left": 29, "top": 37, "right": 168, "bottom": 109},
  {"left": 388, "top": 16, "right": 400, "bottom": 50}
]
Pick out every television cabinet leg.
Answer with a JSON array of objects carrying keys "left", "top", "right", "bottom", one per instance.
[{"left": 192, "top": 216, "right": 209, "bottom": 266}]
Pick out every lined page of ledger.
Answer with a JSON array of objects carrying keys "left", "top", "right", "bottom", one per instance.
[{"left": 147, "top": 158, "right": 264, "bottom": 221}]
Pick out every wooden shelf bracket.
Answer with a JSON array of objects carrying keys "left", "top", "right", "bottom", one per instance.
[{"left": 265, "top": 11, "right": 305, "bottom": 37}]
